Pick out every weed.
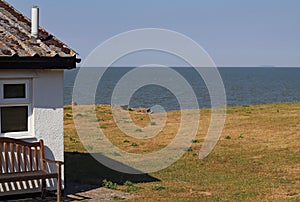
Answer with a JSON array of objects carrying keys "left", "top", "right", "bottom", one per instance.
[
  {"left": 239, "top": 134, "right": 244, "bottom": 139},
  {"left": 192, "top": 139, "right": 200, "bottom": 143},
  {"left": 152, "top": 185, "right": 167, "bottom": 191},
  {"left": 151, "top": 122, "right": 157, "bottom": 125},
  {"left": 98, "top": 125, "right": 107, "bottom": 129},
  {"left": 89, "top": 119, "right": 98, "bottom": 122},
  {"left": 225, "top": 135, "right": 231, "bottom": 140},
  {"left": 123, "top": 181, "right": 139, "bottom": 192},
  {"left": 131, "top": 143, "right": 138, "bottom": 147},
  {"left": 135, "top": 128, "right": 143, "bottom": 132},
  {"left": 186, "top": 147, "right": 193, "bottom": 152},
  {"left": 64, "top": 106, "right": 72, "bottom": 110},
  {"left": 103, "top": 179, "right": 118, "bottom": 190},
  {"left": 112, "top": 152, "right": 121, "bottom": 156},
  {"left": 124, "top": 181, "right": 133, "bottom": 186},
  {"left": 111, "top": 196, "right": 124, "bottom": 200},
  {"left": 66, "top": 113, "right": 72, "bottom": 118},
  {"left": 86, "top": 145, "right": 93, "bottom": 151},
  {"left": 69, "top": 136, "right": 76, "bottom": 142}
]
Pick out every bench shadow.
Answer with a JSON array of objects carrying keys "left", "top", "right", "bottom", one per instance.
[{"left": 64, "top": 152, "right": 159, "bottom": 195}]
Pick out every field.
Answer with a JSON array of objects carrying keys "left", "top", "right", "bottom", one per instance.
[{"left": 64, "top": 102, "right": 300, "bottom": 201}]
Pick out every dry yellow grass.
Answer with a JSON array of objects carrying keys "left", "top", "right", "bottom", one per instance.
[{"left": 64, "top": 102, "right": 300, "bottom": 201}]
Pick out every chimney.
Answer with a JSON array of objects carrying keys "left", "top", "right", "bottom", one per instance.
[{"left": 31, "top": 6, "right": 39, "bottom": 39}]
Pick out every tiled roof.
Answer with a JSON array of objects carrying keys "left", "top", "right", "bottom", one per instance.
[{"left": 0, "top": 0, "right": 77, "bottom": 58}]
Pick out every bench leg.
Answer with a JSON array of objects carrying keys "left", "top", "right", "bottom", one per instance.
[
  {"left": 41, "top": 179, "right": 46, "bottom": 199},
  {"left": 57, "top": 163, "right": 62, "bottom": 202}
]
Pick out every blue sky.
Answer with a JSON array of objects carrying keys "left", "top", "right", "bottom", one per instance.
[{"left": 6, "top": 0, "right": 300, "bottom": 67}]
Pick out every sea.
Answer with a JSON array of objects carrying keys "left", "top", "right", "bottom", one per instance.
[{"left": 64, "top": 67, "right": 300, "bottom": 112}]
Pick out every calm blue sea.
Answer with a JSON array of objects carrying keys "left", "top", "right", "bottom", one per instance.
[{"left": 64, "top": 67, "right": 300, "bottom": 111}]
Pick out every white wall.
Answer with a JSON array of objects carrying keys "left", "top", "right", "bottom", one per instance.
[{"left": 0, "top": 69, "right": 65, "bottom": 195}]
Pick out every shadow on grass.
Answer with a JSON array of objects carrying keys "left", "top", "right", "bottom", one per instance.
[{"left": 64, "top": 152, "right": 159, "bottom": 194}]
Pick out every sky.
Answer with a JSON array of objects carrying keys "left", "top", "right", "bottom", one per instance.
[{"left": 5, "top": 0, "right": 300, "bottom": 67}]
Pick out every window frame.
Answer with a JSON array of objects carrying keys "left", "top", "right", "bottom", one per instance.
[{"left": 0, "top": 79, "right": 33, "bottom": 138}]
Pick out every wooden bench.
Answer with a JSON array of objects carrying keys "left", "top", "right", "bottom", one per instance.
[{"left": 0, "top": 137, "right": 63, "bottom": 202}]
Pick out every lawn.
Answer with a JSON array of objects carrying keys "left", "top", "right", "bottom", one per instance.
[{"left": 64, "top": 102, "right": 300, "bottom": 201}]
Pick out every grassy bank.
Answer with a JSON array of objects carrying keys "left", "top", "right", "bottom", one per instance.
[{"left": 64, "top": 102, "right": 300, "bottom": 201}]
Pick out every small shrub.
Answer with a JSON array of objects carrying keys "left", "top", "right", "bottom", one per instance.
[
  {"left": 123, "top": 139, "right": 130, "bottom": 143},
  {"left": 225, "top": 135, "right": 231, "bottom": 140},
  {"left": 69, "top": 136, "right": 76, "bottom": 142},
  {"left": 151, "top": 122, "right": 157, "bottom": 126},
  {"left": 124, "top": 181, "right": 133, "bottom": 186},
  {"left": 103, "top": 179, "right": 118, "bottom": 190},
  {"left": 64, "top": 106, "right": 72, "bottom": 110},
  {"left": 98, "top": 125, "right": 107, "bottom": 129},
  {"left": 192, "top": 139, "right": 200, "bottom": 143},
  {"left": 128, "top": 108, "right": 134, "bottom": 111},
  {"left": 76, "top": 113, "right": 83, "bottom": 117},
  {"left": 131, "top": 143, "right": 138, "bottom": 147},
  {"left": 192, "top": 153, "right": 198, "bottom": 157},
  {"left": 135, "top": 128, "right": 143, "bottom": 132},
  {"left": 66, "top": 113, "right": 72, "bottom": 118},
  {"left": 86, "top": 145, "right": 94, "bottom": 151},
  {"left": 123, "top": 181, "right": 139, "bottom": 192},
  {"left": 239, "top": 134, "right": 244, "bottom": 139},
  {"left": 186, "top": 147, "right": 193, "bottom": 152}
]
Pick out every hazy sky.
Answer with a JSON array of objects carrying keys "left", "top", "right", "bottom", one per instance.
[{"left": 5, "top": 0, "right": 300, "bottom": 67}]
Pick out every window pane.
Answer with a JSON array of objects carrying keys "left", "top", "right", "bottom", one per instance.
[
  {"left": 3, "top": 84, "right": 26, "bottom": 99},
  {"left": 1, "top": 106, "right": 28, "bottom": 133}
]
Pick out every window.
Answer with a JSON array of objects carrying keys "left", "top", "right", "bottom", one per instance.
[{"left": 0, "top": 80, "right": 32, "bottom": 138}]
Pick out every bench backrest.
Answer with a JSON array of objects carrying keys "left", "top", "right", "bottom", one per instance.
[{"left": 0, "top": 137, "right": 45, "bottom": 174}]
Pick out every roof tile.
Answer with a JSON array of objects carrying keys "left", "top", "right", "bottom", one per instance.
[{"left": 0, "top": 0, "right": 76, "bottom": 57}]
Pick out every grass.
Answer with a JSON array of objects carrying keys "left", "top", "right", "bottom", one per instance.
[{"left": 64, "top": 102, "right": 300, "bottom": 201}]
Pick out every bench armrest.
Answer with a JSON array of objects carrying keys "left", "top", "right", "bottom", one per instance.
[{"left": 43, "top": 158, "right": 64, "bottom": 165}]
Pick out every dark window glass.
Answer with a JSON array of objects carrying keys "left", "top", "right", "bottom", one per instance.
[
  {"left": 1, "top": 106, "right": 28, "bottom": 133},
  {"left": 3, "top": 84, "right": 26, "bottom": 99}
]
